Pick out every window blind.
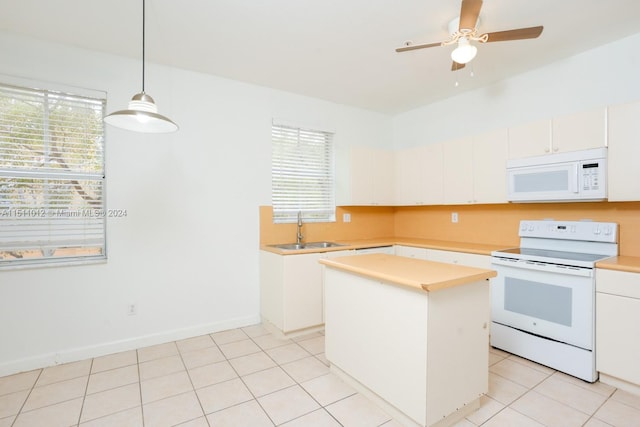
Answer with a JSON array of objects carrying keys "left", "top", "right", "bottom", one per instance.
[
  {"left": 0, "top": 82, "right": 106, "bottom": 266},
  {"left": 271, "top": 123, "right": 335, "bottom": 223}
]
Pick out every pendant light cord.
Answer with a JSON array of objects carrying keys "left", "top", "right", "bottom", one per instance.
[{"left": 142, "top": 0, "right": 146, "bottom": 93}]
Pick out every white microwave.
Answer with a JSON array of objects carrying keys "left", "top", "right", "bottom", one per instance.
[{"left": 507, "top": 147, "right": 607, "bottom": 202}]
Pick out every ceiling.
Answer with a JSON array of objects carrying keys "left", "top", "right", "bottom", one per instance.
[{"left": 1, "top": 0, "right": 640, "bottom": 114}]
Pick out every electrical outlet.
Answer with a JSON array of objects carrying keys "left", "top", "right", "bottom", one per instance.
[
  {"left": 127, "top": 304, "right": 137, "bottom": 316},
  {"left": 451, "top": 212, "right": 459, "bottom": 223},
  {"left": 343, "top": 213, "right": 351, "bottom": 223}
]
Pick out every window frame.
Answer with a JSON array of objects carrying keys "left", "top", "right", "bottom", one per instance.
[
  {"left": 0, "top": 77, "right": 107, "bottom": 269},
  {"left": 271, "top": 120, "right": 336, "bottom": 224}
]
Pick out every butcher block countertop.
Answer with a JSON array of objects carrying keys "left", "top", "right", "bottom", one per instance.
[
  {"left": 596, "top": 256, "right": 640, "bottom": 273},
  {"left": 319, "top": 253, "right": 496, "bottom": 292},
  {"left": 261, "top": 237, "right": 507, "bottom": 256}
]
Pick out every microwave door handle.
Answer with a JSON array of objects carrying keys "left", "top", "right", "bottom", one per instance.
[{"left": 571, "top": 163, "right": 579, "bottom": 193}]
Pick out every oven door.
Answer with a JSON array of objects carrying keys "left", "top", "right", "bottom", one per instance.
[{"left": 491, "top": 257, "right": 595, "bottom": 350}]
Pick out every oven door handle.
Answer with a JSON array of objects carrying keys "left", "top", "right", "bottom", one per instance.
[{"left": 491, "top": 257, "right": 593, "bottom": 277}]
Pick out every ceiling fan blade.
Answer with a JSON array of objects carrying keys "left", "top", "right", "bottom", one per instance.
[
  {"left": 451, "top": 61, "right": 466, "bottom": 71},
  {"left": 485, "top": 26, "right": 543, "bottom": 42},
  {"left": 459, "top": 0, "right": 483, "bottom": 30},
  {"left": 395, "top": 42, "right": 441, "bottom": 53}
]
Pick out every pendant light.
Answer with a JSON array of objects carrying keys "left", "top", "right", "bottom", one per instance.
[{"left": 104, "top": 0, "right": 178, "bottom": 133}]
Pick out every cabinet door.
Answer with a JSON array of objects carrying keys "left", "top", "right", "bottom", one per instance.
[
  {"left": 552, "top": 108, "right": 606, "bottom": 153},
  {"left": 394, "top": 245, "right": 428, "bottom": 259},
  {"left": 371, "top": 148, "right": 395, "bottom": 205},
  {"left": 348, "top": 146, "right": 393, "bottom": 205},
  {"left": 595, "top": 269, "right": 640, "bottom": 386},
  {"left": 283, "top": 253, "right": 323, "bottom": 332},
  {"left": 508, "top": 119, "right": 551, "bottom": 159},
  {"left": 395, "top": 146, "right": 423, "bottom": 205},
  {"left": 349, "top": 146, "right": 374, "bottom": 205},
  {"left": 596, "top": 292, "right": 640, "bottom": 386},
  {"left": 443, "top": 137, "right": 473, "bottom": 204},
  {"left": 422, "top": 143, "right": 444, "bottom": 205},
  {"left": 395, "top": 144, "right": 443, "bottom": 205},
  {"left": 473, "top": 128, "right": 508, "bottom": 204},
  {"left": 608, "top": 100, "right": 640, "bottom": 201}
]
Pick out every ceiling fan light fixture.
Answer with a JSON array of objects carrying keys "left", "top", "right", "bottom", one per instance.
[
  {"left": 451, "top": 37, "right": 477, "bottom": 64},
  {"left": 104, "top": 0, "right": 178, "bottom": 133}
]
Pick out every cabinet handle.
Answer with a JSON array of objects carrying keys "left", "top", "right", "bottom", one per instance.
[
  {"left": 544, "top": 147, "right": 550, "bottom": 153},
  {"left": 553, "top": 147, "right": 559, "bottom": 152}
]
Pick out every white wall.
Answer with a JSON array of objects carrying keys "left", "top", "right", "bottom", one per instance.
[
  {"left": 0, "top": 31, "right": 392, "bottom": 376},
  {"left": 393, "top": 32, "right": 640, "bottom": 149}
]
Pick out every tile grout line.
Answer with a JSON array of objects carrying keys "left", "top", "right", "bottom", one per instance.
[
  {"left": 136, "top": 348, "right": 145, "bottom": 427},
  {"left": 9, "top": 368, "right": 43, "bottom": 427},
  {"left": 75, "top": 358, "right": 94, "bottom": 426},
  {"left": 178, "top": 335, "right": 216, "bottom": 427}
]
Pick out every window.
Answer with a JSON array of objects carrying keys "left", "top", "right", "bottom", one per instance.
[
  {"left": 0, "top": 81, "right": 106, "bottom": 267},
  {"left": 271, "top": 122, "right": 335, "bottom": 223}
]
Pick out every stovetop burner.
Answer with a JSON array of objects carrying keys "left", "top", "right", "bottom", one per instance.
[
  {"left": 492, "top": 220, "right": 619, "bottom": 268},
  {"left": 494, "top": 247, "right": 612, "bottom": 266}
]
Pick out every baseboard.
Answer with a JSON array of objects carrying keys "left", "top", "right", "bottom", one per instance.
[
  {"left": 0, "top": 314, "right": 260, "bottom": 377},
  {"left": 599, "top": 373, "right": 640, "bottom": 397},
  {"left": 261, "top": 317, "right": 324, "bottom": 340}
]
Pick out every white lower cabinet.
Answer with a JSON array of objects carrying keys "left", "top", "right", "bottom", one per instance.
[
  {"left": 426, "top": 249, "right": 491, "bottom": 269},
  {"left": 325, "top": 267, "right": 489, "bottom": 427},
  {"left": 260, "top": 250, "right": 354, "bottom": 334},
  {"left": 394, "top": 246, "right": 491, "bottom": 269},
  {"left": 394, "top": 245, "right": 428, "bottom": 259},
  {"left": 596, "top": 269, "right": 640, "bottom": 392}
]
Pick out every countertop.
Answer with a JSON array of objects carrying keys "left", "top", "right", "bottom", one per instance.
[
  {"left": 595, "top": 256, "right": 640, "bottom": 273},
  {"left": 262, "top": 237, "right": 640, "bottom": 274},
  {"left": 319, "top": 253, "right": 497, "bottom": 292},
  {"left": 260, "top": 237, "right": 507, "bottom": 256}
]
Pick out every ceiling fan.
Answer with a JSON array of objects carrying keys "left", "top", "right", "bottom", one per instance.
[{"left": 396, "top": 0, "right": 543, "bottom": 71}]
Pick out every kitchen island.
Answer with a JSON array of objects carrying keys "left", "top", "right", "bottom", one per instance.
[{"left": 319, "top": 253, "right": 496, "bottom": 427}]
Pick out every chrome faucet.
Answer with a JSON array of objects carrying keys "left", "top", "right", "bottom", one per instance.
[{"left": 296, "top": 211, "right": 304, "bottom": 244}]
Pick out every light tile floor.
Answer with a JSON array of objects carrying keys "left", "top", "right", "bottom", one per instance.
[{"left": 1, "top": 324, "right": 639, "bottom": 426}]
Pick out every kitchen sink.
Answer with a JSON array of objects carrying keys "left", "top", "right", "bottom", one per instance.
[
  {"left": 269, "top": 241, "right": 346, "bottom": 250},
  {"left": 270, "top": 243, "right": 307, "bottom": 250},
  {"left": 306, "top": 241, "right": 346, "bottom": 248}
]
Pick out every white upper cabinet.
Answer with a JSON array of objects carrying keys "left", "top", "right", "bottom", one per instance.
[
  {"left": 394, "top": 143, "right": 443, "bottom": 205},
  {"left": 552, "top": 108, "right": 607, "bottom": 154},
  {"left": 442, "top": 129, "right": 508, "bottom": 205},
  {"left": 443, "top": 137, "right": 474, "bottom": 204},
  {"left": 608, "top": 100, "right": 640, "bottom": 201},
  {"left": 508, "top": 119, "right": 551, "bottom": 159},
  {"left": 343, "top": 146, "right": 394, "bottom": 205},
  {"left": 508, "top": 108, "right": 606, "bottom": 159},
  {"left": 473, "top": 128, "right": 509, "bottom": 204}
]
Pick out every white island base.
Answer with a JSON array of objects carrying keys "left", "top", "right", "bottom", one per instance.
[{"left": 321, "top": 254, "right": 493, "bottom": 427}]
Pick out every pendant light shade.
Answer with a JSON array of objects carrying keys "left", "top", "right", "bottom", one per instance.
[
  {"left": 104, "top": 0, "right": 178, "bottom": 133},
  {"left": 104, "top": 92, "right": 178, "bottom": 133}
]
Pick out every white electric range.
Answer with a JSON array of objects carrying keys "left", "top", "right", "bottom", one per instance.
[{"left": 490, "top": 220, "right": 618, "bottom": 382}]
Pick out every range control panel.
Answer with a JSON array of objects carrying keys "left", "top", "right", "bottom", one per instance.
[{"left": 518, "top": 220, "right": 618, "bottom": 243}]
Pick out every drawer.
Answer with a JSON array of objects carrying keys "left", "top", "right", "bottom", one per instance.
[{"left": 596, "top": 269, "right": 640, "bottom": 299}]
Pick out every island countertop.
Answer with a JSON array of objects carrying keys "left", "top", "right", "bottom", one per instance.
[{"left": 319, "top": 253, "right": 496, "bottom": 292}]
